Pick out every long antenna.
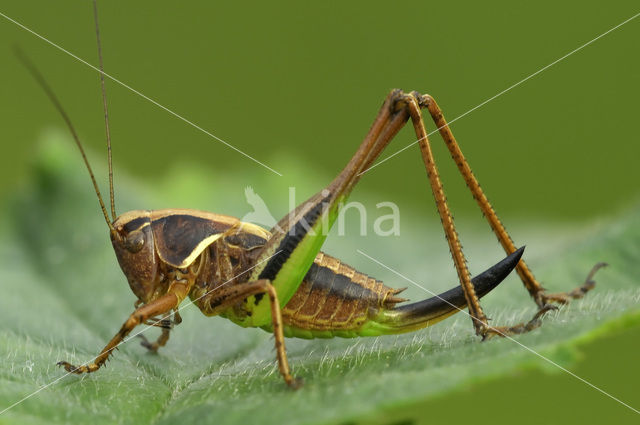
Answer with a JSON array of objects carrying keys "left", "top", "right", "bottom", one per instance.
[
  {"left": 15, "top": 47, "right": 116, "bottom": 234},
  {"left": 92, "top": 0, "right": 116, "bottom": 220}
]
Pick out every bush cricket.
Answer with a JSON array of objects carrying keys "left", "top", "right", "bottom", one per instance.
[{"left": 19, "top": 0, "right": 605, "bottom": 389}]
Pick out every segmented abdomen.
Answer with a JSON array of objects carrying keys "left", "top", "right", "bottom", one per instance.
[{"left": 281, "top": 252, "right": 405, "bottom": 338}]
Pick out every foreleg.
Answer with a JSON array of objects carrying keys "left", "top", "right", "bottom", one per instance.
[{"left": 58, "top": 282, "right": 189, "bottom": 373}]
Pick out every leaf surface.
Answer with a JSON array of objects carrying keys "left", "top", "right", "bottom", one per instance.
[{"left": 1, "top": 137, "right": 638, "bottom": 425}]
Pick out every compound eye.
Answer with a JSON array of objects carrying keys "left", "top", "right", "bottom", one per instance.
[{"left": 124, "top": 229, "right": 145, "bottom": 253}]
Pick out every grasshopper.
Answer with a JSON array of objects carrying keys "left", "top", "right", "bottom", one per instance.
[{"left": 21, "top": 0, "right": 604, "bottom": 389}]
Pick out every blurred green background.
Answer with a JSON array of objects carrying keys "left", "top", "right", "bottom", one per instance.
[
  {"left": 0, "top": 0, "right": 638, "bottom": 424},
  {"left": 1, "top": 0, "right": 639, "bottom": 220}
]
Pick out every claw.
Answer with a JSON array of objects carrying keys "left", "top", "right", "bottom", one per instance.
[
  {"left": 57, "top": 361, "right": 84, "bottom": 374},
  {"left": 286, "top": 376, "right": 304, "bottom": 390},
  {"left": 137, "top": 334, "right": 159, "bottom": 352}
]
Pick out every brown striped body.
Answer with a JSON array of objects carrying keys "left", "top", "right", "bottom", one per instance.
[
  {"left": 112, "top": 211, "right": 518, "bottom": 342},
  {"left": 282, "top": 252, "right": 405, "bottom": 332},
  {"left": 186, "top": 224, "right": 405, "bottom": 336}
]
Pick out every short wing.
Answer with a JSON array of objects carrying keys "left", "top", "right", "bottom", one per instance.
[{"left": 150, "top": 210, "right": 237, "bottom": 268}]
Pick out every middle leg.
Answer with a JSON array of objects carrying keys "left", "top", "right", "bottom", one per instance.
[{"left": 196, "top": 279, "right": 302, "bottom": 389}]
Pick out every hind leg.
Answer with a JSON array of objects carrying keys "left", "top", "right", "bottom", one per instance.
[
  {"left": 402, "top": 92, "right": 603, "bottom": 338},
  {"left": 416, "top": 94, "right": 606, "bottom": 311}
]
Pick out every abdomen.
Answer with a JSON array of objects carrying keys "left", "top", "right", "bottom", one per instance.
[{"left": 278, "top": 252, "right": 405, "bottom": 338}]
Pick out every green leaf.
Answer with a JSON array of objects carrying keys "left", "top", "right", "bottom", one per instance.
[{"left": 1, "top": 135, "right": 639, "bottom": 425}]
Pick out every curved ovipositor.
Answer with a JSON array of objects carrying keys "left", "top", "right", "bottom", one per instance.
[{"left": 368, "top": 246, "right": 525, "bottom": 334}]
